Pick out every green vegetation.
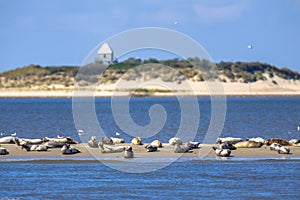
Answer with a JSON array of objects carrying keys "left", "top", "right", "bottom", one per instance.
[{"left": 0, "top": 58, "right": 299, "bottom": 89}]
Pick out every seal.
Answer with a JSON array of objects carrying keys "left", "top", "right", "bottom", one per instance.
[
  {"left": 264, "top": 138, "right": 290, "bottom": 146},
  {"left": 234, "top": 141, "right": 263, "bottom": 148},
  {"left": 174, "top": 144, "right": 193, "bottom": 153},
  {"left": 277, "top": 146, "right": 290, "bottom": 154},
  {"left": 289, "top": 139, "right": 300, "bottom": 146},
  {"left": 150, "top": 140, "right": 162, "bottom": 148},
  {"left": 269, "top": 143, "right": 291, "bottom": 154},
  {"left": 45, "top": 136, "right": 79, "bottom": 144},
  {"left": 22, "top": 144, "right": 48, "bottom": 151},
  {"left": 246, "top": 137, "right": 265, "bottom": 143},
  {"left": 61, "top": 144, "right": 80, "bottom": 155},
  {"left": 0, "top": 136, "right": 16, "bottom": 144},
  {"left": 212, "top": 146, "right": 231, "bottom": 157},
  {"left": 0, "top": 147, "right": 9, "bottom": 155},
  {"left": 124, "top": 146, "right": 134, "bottom": 158},
  {"left": 169, "top": 137, "right": 183, "bottom": 145},
  {"left": 88, "top": 136, "right": 98, "bottom": 148},
  {"left": 219, "top": 142, "right": 236, "bottom": 150},
  {"left": 131, "top": 137, "right": 143, "bottom": 145},
  {"left": 216, "top": 137, "right": 242, "bottom": 144},
  {"left": 144, "top": 144, "right": 158, "bottom": 152},
  {"left": 110, "top": 137, "right": 125, "bottom": 144},
  {"left": 186, "top": 141, "right": 200, "bottom": 149},
  {"left": 101, "top": 137, "right": 114, "bottom": 145},
  {"left": 270, "top": 143, "right": 281, "bottom": 151},
  {"left": 44, "top": 141, "right": 67, "bottom": 148},
  {"left": 98, "top": 142, "right": 125, "bottom": 153}
]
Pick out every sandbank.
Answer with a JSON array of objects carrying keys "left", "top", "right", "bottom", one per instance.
[{"left": 1, "top": 143, "right": 300, "bottom": 162}]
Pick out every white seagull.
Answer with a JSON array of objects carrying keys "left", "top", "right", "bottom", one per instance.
[
  {"left": 78, "top": 130, "right": 84, "bottom": 136},
  {"left": 116, "top": 131, "right": 120, "bottom": 136},
  {"left": 247, "top": 44, "right": 253, "bottom": 49},
  {"left": 11, "top": 132, "right": 17, "bottom": 137},
  {"left": 57, "top": 135, "right": 63, "bottom": 139},
  {"left": 297, "top": 126, "right": 300, "bottom": 131}
]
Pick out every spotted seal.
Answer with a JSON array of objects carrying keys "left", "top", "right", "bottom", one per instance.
[
  {"left": 131, "top": 137, "right": 143, "bottom": 145},
  {"left": 174, "top": 144, "right": 193, "bottom": 153},
  {"left": 216, "top": 137, "right": 242, "bottom": 144},
  {"left": 212, "top": 146, "right": 231, "bottom": 157},
  {"left": 150, "top": 140, "right": 162, "bottom": 148},
  {"left": 124, "top": 146, "right": 134, "bottom": 158},
  {"left": 61, "top": 144, "right": 80, "bottom": 155},
  {"left": 98, "top": 142, "right": 125, "bottom": 153},
  {"left": 264, "top": 138, "right": 290, "bottom": 146},
  {"left": 0, "top": 147, "right": 9, "bottom": 155},
  {"left": 144, "top": 144, "right": 158, "bottom": 152},
  {"left": 234, "top": 141, "right": 263, "bottom": 148},
  {"left": 88, "top": 136, "right": 98, "bottom": 148},
  {"left": 169, "top": 137, "right": 183, "bottom": 145}
]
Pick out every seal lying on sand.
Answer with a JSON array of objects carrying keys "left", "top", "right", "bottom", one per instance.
[
  {"left": 44, "top": 141, "right": 66, "bottom": 148},
  {"left": 0, "top": 147, "right": 9, "bottom": 155},
  {"left": 124, "top": 146, "right": 134, "bottom": 158},
  {"left": 21, "top": 144, "right": 48, "bottom": 151},
  {"left": 169, "top": 137, "right": 183, "bottom": 145},
  {"left": 0, "top": 136, "right": 17, "bottom": 144},
  {"left": 289, "top": 139, "right": 300, "bottom": 146},
  {"left": 14, "top": 138, "right": 47, "bottom": 146},
  {"left": 186, "top": 141, "right": 200, "bottom": 149},
  {"left": 131, "top": 137, "right": 143, "bottom": 145},
  {"left": 212, "top": 146, "right": 231, "bottom": 157},
  {"left": 234, "top": 141, "right": 263, "bottom": 148},
  {"left": 102, "top": 137, "right": 114, "bottom": 145},
  {"left": 88, "top": 136, "right": 98, "bottom": 148},
  {"left": 270, "top": 143, "right": 290, "bottom": 154},
  {"left": 218, "top": 142, "right": 236, "bottom": 150},
  {"left": 98, "top": 142, "right": 125, "bottom": 153},
  {"left": 61, "top": 144, "right": 80, "bottom": 155},
  {"left": 264, "top": 138, "right": 290, "bottom": 146},
  {"left": 277, "top": 146, "right": 290, "bottom": 154},
  {"left": 246, "top": 137, "right": 265, "bottom": 143},
  {"left": 174, "top": 144, "right": 193, "bottom": 153},
  {"left": 151, "top": 140, "right": 162, "bottom": 148},
  {"left": 110, "top": 137, "right": 125, "bottom": 144},
  {"left": 216, "top": 137, "right": 242, "bottom": 144},
  {"left": 45, "top": 136, "right": 79, "bottom": 144},
  {"left": 144, "top": 144, "right": 158, "bottom": 152}
]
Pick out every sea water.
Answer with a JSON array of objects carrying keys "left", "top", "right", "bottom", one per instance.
[{"left": 0, "top": 97, "right": 300, "bottom": 199}]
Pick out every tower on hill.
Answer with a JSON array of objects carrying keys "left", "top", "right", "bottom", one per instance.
[{"left": 97, "top": 43, "right": 113, "bottom": 63}]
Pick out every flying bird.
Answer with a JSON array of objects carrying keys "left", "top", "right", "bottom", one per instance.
[
  {"left": 78, "top": 130, "right": 84, "bottom": 136},
  {"left": 247, "top": 45, "right": 253, "bottom": 49},
  {"left": 297, "top": 126, "right": 300, "bottom": 131},
  {"left": 116, "top": 131, "right": 120, "bottom": 136}
]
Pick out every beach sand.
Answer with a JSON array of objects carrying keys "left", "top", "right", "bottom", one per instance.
[
  {"left": 1, "top": 143, "right": 300, "bottom": 161},
  {"left": 1, "top": 76, "right": 300, "bottom": 98}
]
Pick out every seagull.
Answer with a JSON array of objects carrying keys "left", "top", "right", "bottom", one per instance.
[
  {"left": 297, "top": 126, "right": 300, "bottom": 131},
  {"left": 116, "top": 131, "right": 120, "bottom": 136},
  {"left": 57, "top": 135, "right": 64, "bottom": 139},
  {"left": 0, "top": 132, "right": 5, "bottom": 136},
  {"left": 11, "top": 132, "right": 17, "bottom": 137},
  {"left": 247, "top": 44, "right": 253, "bottom": 49},
  {"left": 78, "top": 129, "right": 84, "bottom": 136}
]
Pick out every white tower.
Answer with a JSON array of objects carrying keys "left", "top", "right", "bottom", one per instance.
[{"left": 97, "top": 43, "right": 113, "bottom": 63}]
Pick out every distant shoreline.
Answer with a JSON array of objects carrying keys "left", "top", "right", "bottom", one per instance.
[{"left": 1, "top": 90, "right": 300, "bottom": 98}]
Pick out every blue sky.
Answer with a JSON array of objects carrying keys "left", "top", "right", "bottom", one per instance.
[{"left": 1, "top": 0, "right": 300, "bottom": 72}]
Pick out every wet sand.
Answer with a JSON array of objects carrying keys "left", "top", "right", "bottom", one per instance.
[{"left": 1, "top": 143, "right": 300, "bottom": 161}]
